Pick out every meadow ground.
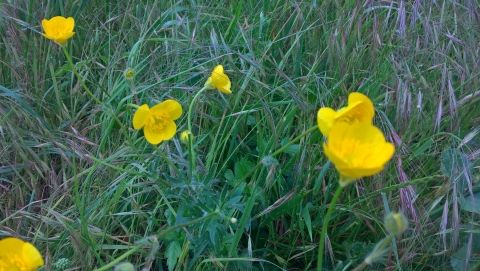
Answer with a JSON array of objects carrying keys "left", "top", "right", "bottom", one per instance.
[{"left": 1, "top": 0, "right": 480, "bottom": 270}]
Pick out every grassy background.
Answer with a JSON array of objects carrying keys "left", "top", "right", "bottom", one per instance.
[{"left": 1, "top": 0, "right": 480, "bottom": 270}]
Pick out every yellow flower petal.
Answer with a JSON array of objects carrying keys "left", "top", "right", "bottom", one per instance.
[
  {"left": 48, "top": 16, "right": 74, "bottom": 31},
  {"left": 317, "top": 107, "right": 336, "bottom": 136},
  {"left": 218, "top": 85, "right": 232, "bottom": 94},
  {"left": 348, "top": 92, "right": 374, "bottom": 115},
  {"left": 151, "top": 99, "right": 183, "bottom": 120},
  {"left": 144, "top": 120, "right": 177, "bottom": 145},
  {"left": 316, "top": 92, "right": 375, "bottom": 136},
  {"left": 323, "top": 122, "right": 395, "bottom": 184},
  {"left": 205, "top": 77, "right": 213, "bottom": 89},
  {"left": 335, "top": 92, "right": 374, "bottom": 123},
  {"left": 144, "top": 126, "right": 163, "bottom": 145},
  {"left": 158, "top": 120, "right": 177, "bottom": 140},
  {"left": 132, "top": 104, "right": 150, "bottom": 130},
  {"left": 206, "top": 65, "right": 232, "bottom": 94},
  {"left": 41, "top": 19, "right": 52, "bottom": 35},
  {"left": 64, "top": 17, "right": 75, "bottom": 33},
  {"left": 22, "top": 242, "right": 45, "bottom": 269},
  {"left": 56, "top": 32, "right": 76, "bottom": 45},
  {"left": 0, "top": 237, "right": 24, "bottom": 255},
  {"left": 0, "top": 237, "right": 44, "bottom": 271}
]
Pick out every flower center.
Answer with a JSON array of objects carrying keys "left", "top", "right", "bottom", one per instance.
[
  {"left": 49, "top": 25, "right": 67, "bottom": 37},
  {"left": 338, "top": 114, "right": 355, "bottom": 123},
  {"left": 147, "top": 113, "right": 168, "bottom": 133}
]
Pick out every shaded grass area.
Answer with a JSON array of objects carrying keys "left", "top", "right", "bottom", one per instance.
[{"left": 1, "top": 0, "right": 480, "bottom": 270}]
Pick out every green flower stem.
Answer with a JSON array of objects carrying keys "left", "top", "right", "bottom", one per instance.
[
  {"left": 93, "top": 246, "right": 140, "bottom": 271},
  {"left": 127, "top": 103, "right": 140, "bottom": 109},
  {"left": 316, "top": 184, "right": 344, "bottom": 271},
  {"left": 187, "top": 85, "right": 208, "bottom": 182},
  {"left": 62, "top": 46, "right": 102, "bottom": 105},
  {"left": 62, "top": 46, "right": 126, "bottom": 130}
]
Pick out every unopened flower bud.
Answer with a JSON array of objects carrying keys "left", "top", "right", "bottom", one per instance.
[
  {"left": 180, "top": 130, "right": 193, "bottom": 144},
  {"left": 124, "top": 68, "right": 135, "bottom": 81},
  {"left": 384, "top": 212, "right": 408, "bottom": 236}
]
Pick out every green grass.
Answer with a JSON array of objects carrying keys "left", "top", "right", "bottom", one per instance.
[{"left": 1, "top": 0, "right": 480, "bottom": 270}]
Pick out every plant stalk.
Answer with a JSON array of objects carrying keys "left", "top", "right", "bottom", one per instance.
[
  {"left": 186, "top": 86, "right": 208, "bottom": 182},
  {"left": 316, "top": 184, "right": 343, "bottom": 270}
]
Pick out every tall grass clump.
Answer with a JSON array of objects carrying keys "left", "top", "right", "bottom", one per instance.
[{"left": 1, "top": 0, "right": 479, "bottom": 270}]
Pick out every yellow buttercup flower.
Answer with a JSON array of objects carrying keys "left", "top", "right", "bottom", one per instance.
[
  {"left": 323, "top": 121, "right": 395, "bottom": 186},
  {"left": 132, "top": 99, "right": 182, "bottom": 145},
  {"left": 317, "top": 92, "right": 374, "bottom": 136},
  {"left": 204, "top": 65, "right": 232, "bottom": 94},
  {"left": 0, "top": 237, "right": 44, "bottom": 271},
  {"left": 41, "top": 16, "right": 75, "bottom": 45}
]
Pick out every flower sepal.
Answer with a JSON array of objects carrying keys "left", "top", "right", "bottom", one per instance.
[{"left": 339, "top": 175, "right": 356, "bottom": 187}]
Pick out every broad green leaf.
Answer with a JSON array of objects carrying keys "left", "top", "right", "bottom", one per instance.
[
  {"left": 166, "top": 241, "right": 182, "bottom": 271},
  {"left": 235, "top": 158, "right": 255, "bottom": 180},
  {"left": 451, "top": 235, "right": 480, "bottom": 271},
  {"left": 459, "top": 192, "right": 480, "bottom": 214}
]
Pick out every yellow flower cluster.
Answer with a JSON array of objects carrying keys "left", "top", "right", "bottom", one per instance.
[
  {"left": 317, "top": 92, "right": 395, "bottom": 186},
  {"left": 39, "top": 15, "right": 394, "bottom": 176},
  {"left": 37, "top": 16, "right": 398, "bottom": 271},
  {"left": 131, "top": 66, "right": 231, "bottom": 145},
  {"left": 40, "top": 17, "right": 233, "bottom": 145},
  {"left": 39, "top": 16, "right": 393, "bottom": 180},
  {"left": 0, "top": 237, "right": 44, "bottom": 271}
]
